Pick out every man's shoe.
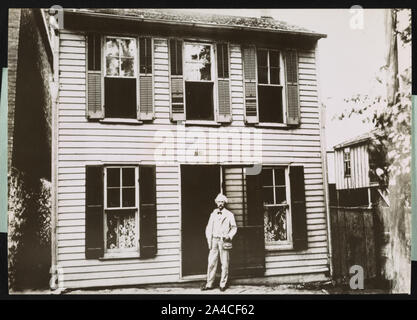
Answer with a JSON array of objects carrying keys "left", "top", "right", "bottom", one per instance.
[
  {"left": 201, "top": 284, "right": 214, "bottom": 291},
  {"left": 219, "top": 286, "right": 226, "bottom": 292}
]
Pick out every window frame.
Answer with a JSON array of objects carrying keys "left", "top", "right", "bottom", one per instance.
[
  {"left": 261, "top": 166, "right": 293, "bottom": 250},
  {"left": 256, "top": 48, "right": 287, "bottom": 126},
  {"left": 182, "top": 40, "right": 218, "bottom": 122},
  {"left": 101, "top": 35, "right": 139, "bottom": 120},
  {"left": 103, "top": 166, "right": 140, "bottom": 256},
  {"left": 103, "top": 35, "right": 138, "bottom": 79},
  {"left": 344, "top": 148, "right": 351, "bottom": 177}
]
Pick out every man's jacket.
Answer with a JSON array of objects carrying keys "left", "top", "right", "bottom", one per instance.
[{"left": 205, "top": 208, "right": 237, "bottom": 247}]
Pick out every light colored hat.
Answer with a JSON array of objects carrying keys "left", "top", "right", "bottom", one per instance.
[{"left": 215, "top": 193, "right": 228, "bottom": 203}]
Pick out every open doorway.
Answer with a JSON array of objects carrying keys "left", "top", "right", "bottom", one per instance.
[{"left": 181, "top": 165, "right": 220, "bottom": 276}]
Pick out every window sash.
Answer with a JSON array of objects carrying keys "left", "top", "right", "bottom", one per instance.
[
  {"left": 104, "top": 36, "right": 137, "bottom": 79},
  {"left": 261, "top": 166, "right": 292, "bottom": 247},
  {"left": 257, "top": 49, "right": 281, "bottom": 85},
  {"left": 104, "top": 166, "right": 138, "bottom": 210}
]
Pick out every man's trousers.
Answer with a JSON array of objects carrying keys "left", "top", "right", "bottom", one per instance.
[{"left": 206, "top": 237, "right": 230, "bottom": 288}]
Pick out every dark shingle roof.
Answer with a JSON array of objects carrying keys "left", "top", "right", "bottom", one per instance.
[{"left": 66, "top": 8, "right": 326, "bottom": 38}]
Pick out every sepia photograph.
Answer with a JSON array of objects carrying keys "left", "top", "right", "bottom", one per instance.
[{"left": 6, "top": 7, "right": 412, "bottom": 295}]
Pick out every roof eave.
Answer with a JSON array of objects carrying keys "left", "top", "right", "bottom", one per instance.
[{"left": 64, "top": 10, "right": 327, "bottom": 39}]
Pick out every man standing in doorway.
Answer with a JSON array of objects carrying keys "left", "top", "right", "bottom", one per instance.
[{"left": 201, "top": 193, "right": 237, "bottom": 292}]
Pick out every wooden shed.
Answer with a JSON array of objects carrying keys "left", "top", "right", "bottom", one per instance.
[
  {"left": 333, "top": 131, "right": 382, "bottom": 207},
  {"left": 50, "top": 9, "right": 331, "bottom": 289}
]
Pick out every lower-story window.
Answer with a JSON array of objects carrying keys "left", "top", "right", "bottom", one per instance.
[
  {"left": 260, "top": 167, "right": 292, "bottom": 249},
  {"left": 104, "top": 166, "right": 139, "bottom": 253}
]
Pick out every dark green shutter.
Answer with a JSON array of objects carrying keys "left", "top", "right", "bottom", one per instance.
[
  {"left": 217, "top": 43, "right": 231, "bottom": 123},
  {"left": 138, "top": 37, "right": 154, "bottom": 120},
  {"left": 170, "top": 39, "right": 185, "bottom": 121},
  {"left": 86, "top": 33, "right": 104, "bottom": 120},
  {"left": 139, "top": 165, "right": 157, "bottom": 258},
  {"left": 242, "top": 46, "right": 258, "bottom": 124},
  {"left": 285, "top": 50, "right": 300, "bottom": 126},
  {"left": 246, "top": 173, "right": 264, "bottom": 226},
  {"left": 290, "top": 166, "right": 308, "bottom": 250},
  {"left": 85, "top": 165, "right": 104, "bottom": 259}
]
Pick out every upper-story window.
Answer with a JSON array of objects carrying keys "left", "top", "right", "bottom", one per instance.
[
  {"left": 104, "top": 36, "right": 138, "bottom": 119},
  {"left": 183, "top": 42, "right": 215, "bottom": 121},
  {"left": 257, "top": 49, "right": 285, "bottom": 124}
]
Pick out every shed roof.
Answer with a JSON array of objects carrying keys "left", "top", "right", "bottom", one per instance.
[
  {"left": 65, "top": 8, "right": 327, "bottom": 38},
  {"left": 333, "top": 129, "right": 382, "bottom": 150}
]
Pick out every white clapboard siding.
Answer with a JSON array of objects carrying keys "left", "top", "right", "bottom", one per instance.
[
  {"left": 334, "top": 143, "right": 370, "bottom": 190},
  {"left": 56, "top": 31, "right": 329, "bottom": 288}
]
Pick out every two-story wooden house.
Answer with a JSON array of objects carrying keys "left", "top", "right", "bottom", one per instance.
[{"left": 50, "top": 9, "right": 330, "bottom": 289}]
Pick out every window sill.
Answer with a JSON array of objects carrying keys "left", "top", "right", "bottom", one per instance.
[
  {"left": 265, "top": 243, "right": 294, "bottom": 251},
  {"left": 184, "top": 120, "right": 221, "bottom": 127},
  {"left": 255, "top": 123, "right": 290, "bottom": 129},
  {"left": 99, "top": 118, "right": 143, "bottom": 125},
  {"left": 99, "top": 252, "right": 140, "bottom": 260}
]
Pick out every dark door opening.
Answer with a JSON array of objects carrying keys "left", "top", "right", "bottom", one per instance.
[{"left": 181, "top": 165, "right": 220, "bottom": 276}]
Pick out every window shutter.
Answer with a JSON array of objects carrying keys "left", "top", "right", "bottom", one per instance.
[
  {"left": 246, "top": 172, "right": 263, "bottom": 226},
  {"left": 139, "top": 165, "right": 157, "bottom": 258},
  {"left": 285, "top": 50, "right": 300, "bottom": 126},
  {"left": 290, "top": 165, "right": 308, "bottom": 250},
  {"left": 85, "top": 165, "right": 104, "bottom": 259},
  {"left": 217, "top": 43, "right": 231, "bottom": 123},
  {"left": 86, "top": 33, "right": 104, "bottom": 119},
  {"left": 169, "top": 39, "right": 185, "bottom": 121},
  {"left": 242, "top": 46, "right": 258, "bottom": 124},
  {"left": 138, "top": 37, "right": 154, "bottom": 120}
]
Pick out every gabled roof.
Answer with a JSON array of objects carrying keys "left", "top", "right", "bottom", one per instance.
[
  {"left": 65, "top": 8, "right": 327, "bottom": 38},
  {"left": 333, "top": 129, "right": 382, "bottom": 150}
]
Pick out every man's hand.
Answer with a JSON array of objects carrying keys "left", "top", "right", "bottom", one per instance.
[{"left": 224, "top": 236, "right": 231, "bottom": 242}]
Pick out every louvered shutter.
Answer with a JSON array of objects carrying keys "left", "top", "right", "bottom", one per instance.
[
  {"left": 86, "top": 33, "right": 104, "bottom": 119},
  {"left": 217, "top": 43, "right": 231, "bottom": 123},
  {"left": 139, "top": 165, "right": 157, "bottom": 258},
  {"left": 285, "top": 50, "right": 300, "bottom": 126},
  {"left": 85, "top": 165, "right": 104, "bottom": 259},
  {"left": 290, "top": 166, "right": 308, "bottom": 250},
  {"left": 242, "top": 46, "right": 258, "bottom": 123},
  {"left": 170, "top": 39, "right": 185, "bottom": 121},
  {"left": 138, "top": 37, "right": 154, "bottom": 120}
]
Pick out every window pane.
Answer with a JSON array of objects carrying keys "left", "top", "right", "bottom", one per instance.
[
  {"left": 261, "top": 168, "right": 273, "bottom": 186},
  {"left": 121, "top": 58, "right": 134, "bottom": 77},
  {"left": 106, "top": 212, "right": 136, "bottom": 249},
  {"left": 258, "top": 85, "right": 284, "bottom": 123},
  {"left": 270, "top": 67, "right": 280, "bottom": 85},
  {"left": 106, "top": 56, "right": 119, "bottom": 76},
  {"left": 107, "top": 168, "right": 120, "bottom": 187},
  {"left": 107, "top": 188, "right": 120, "bottom": 208},
  {"left": 120, "top": 39, "right": 135, "bottom": 58},
  {"left": 258, "top": 66, "right": 268, "bottom": 84},
  {"left": 122, "top": 188, "right": 135, "bottom": 207},
  {"left": 274, "top": 168, "right": 285, "bottom": 186},
  {"left": 105, "top": 38, "right": 119, "bottom": 57},
  {"left": 122, "top": 168, "right": 135, "bottom": 187},
  {"left": 262, "top": 187, "right": 274, "bottom": 205},
  {"left": 264, "top": 206, "right": 287, "bottom": 241},
  {"left": 184, "top": 43, "right": 211, "bottom": 81},
  {"left": 275, "top": 186, "right": 287, "bottom": 204},
  {"left": 269, "top": 51, "right": 280, "bottom": 67},
  {"left": 104, "top": 78, "right": 137, "bottom": 118},
  {"left": 185, "top": 81, "right": 214, "bottom": 120},
  {"left": 257, "top": 49, "right": 268, "bottom": 67}
]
